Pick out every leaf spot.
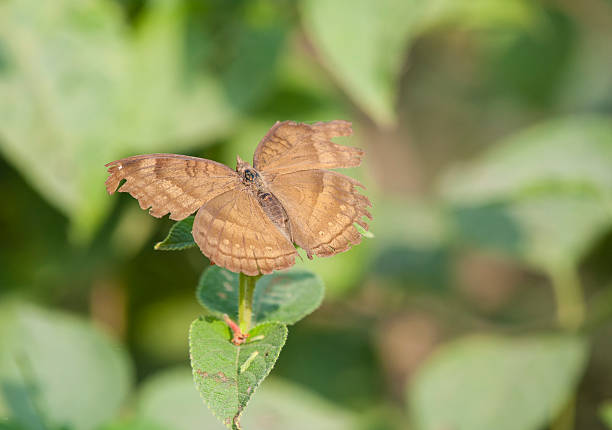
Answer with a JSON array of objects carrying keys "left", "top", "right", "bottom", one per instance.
[
  {"left": 196, "top": 369, "right": 209, "bottom": 378},
  {"left": 216, "top": 371, "right": 229, "bottom": 383}
]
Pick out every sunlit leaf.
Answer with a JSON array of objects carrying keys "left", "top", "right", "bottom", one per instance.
[
  {"left": 439, "top": 116, "right": 612, "bottom": 204},
  {"left": 409, "top": 334, "right": 588, "bottom": 430},
  {"left": 0, "top": 0, "right": 233, "bottom": 241},
  {"left": 136, "top": 368, "right": 222, "bottom": 430},
  {"left": 134, "top": 368, "right": 355, "bottom": 430},
  {"left": 301, "top": 0, "right": 537, "bottom": 127},
  {"left": 506, "top": 192, "right": 612, "bottom": 270},
  {"left": 301, "top": 0, "right": 415, "bottom": 127},
  {"left": 440, "top": 116, "right": 612, "bottom": 269},
  {"left": 189, "top": 317, "right": 287, "bottom": 429},
  {"left": 197, "top": 266, "right": 324, "bottom": 326},
  {"left": 0, "top": 302, "right": 132, "bottom": 430},
  {"left": 240, "top": 378, "right": 356, "bottom": 430}
]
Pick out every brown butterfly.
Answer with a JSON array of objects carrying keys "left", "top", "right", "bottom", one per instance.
[{"left": 105, "top": 120, "right": 372, "bottom": 276}]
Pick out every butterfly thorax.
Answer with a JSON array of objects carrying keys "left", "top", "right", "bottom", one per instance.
[{"left": 236, "top": 158, "right": 292, "bottom": 241}]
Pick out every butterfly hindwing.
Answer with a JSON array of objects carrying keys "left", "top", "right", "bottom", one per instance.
[
  {"left": 192, "top": 189, "right": 297, "bottom": 276},
  {"left": 267, "top": 169, "right": 372, "bottom": 259}
]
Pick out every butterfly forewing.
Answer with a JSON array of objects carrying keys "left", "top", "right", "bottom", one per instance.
[
  {"left": 192, "top": 189, "right": 297, "bottom": 276},
  {"left": 105, "top": 154, "right": 240, "bottom": 221},
  {"left": 253, "top": 120, "right": 363, "bottom": 174},
  {"left": 267, "top": 169, "right": 372, "bottom": 259}
]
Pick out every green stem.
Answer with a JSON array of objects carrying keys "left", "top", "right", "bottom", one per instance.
[
  {"left": 548, "top": 264, "right": 586, "bottom": 430},
  {"left": 549, "top": 264, "right": 585, "bottom": 332},
  {"left": 238, "top": 273, "right": 260, "bottom": 333}
]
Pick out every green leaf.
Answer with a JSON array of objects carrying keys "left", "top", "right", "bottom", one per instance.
[
  {"left": 0, "top": 421, "right": 24, "bottom": 430},
  {"left": 601, "top": 401, "right": 612, "bottom": 429},
  {"left": 0, "top": 302, "right": 132, "bottom": 430},
  {"left": 294, "top": 238, "right": 371, "bottom": 298},
  {"left": 197, "top": 266, "right": 324, "bottom": 326},
  {"left": 439, "top": 116, "right": 612, "bottom": 204},
  {"left": 408, "top": 334, "right": 588, "bottom": 430},
  {"left": 440, "top": 116, "right": 612, "bottom": 270},
  {"left": 136, "top": 368, "right": 223, "bottom": 430},
  {"left": 0, "top": 0, "right": 233, "bottom": 241},
  {"left": 100, "top": 419, "right": 170, "bottom": 430},
  {"left": 240, "top": 378, "right": 356, "bottom": 430},
  {"left": 154, "top": 216, "right": 197, "bottom": 251},
  {"left": 135, "top": 295, "right": 205, "bottom": 363},
  {"left": 301, "top": 0, "right": 537, "bottom": 127},
  {"left": 253, "top": 271, "right": 324, "bottom": 325},
  {"left": 189, "top": 317, "right": 287, "bottom": 430},
  {"left": 133, "top": 368, "right": 356, "bottom": 430},
  {"left": 449, "top": 193, "right": 612, "bottom": 272},
  {"left": 220, "top": 21, "right": 287, "bottom": 110},
  {"left": 301, "top": 0, "right": 415, "bottom": 127},
  {"left": 506, "top": 192, "right": 612, "bottom": 270}
]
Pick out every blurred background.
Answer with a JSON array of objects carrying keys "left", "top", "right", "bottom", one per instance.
[{"left": 1, "top": 0, "right": 612, "bottom": 429}]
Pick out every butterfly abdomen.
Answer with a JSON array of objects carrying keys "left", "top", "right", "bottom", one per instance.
[{"left": 257, "top": 191, "right": 291, "bottom": 239}]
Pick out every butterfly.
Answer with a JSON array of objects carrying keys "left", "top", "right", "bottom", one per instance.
[{"left": 105, "top": 120, "right": 372, "bottom": 276}]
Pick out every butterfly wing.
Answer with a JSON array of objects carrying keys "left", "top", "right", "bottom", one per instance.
[
  {"left": 193, "top": 189, "right": 298, "bottom": 275},
  {"left": 105, "top": 154, "right": 240, "bottom": 220},
  {"left": 253, "top": 120, "right": 362, "bottom": 174},
  {"left": 267, "top": 169, "right": 372, "bottom": 259}
]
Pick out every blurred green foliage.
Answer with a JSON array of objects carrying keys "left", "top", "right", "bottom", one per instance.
[{"left": 1, "top": 0, "right": 612, "bottom": 429}]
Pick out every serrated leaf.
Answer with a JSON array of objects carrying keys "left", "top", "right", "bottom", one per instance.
[
  {"left": 189, "top": 317, "right": 287, "bottom": 430},
  {"left": 0, "top": 302, "right": 132, "bottom": 430},
  {"left": 601, "top": 401, "right": 612, "bottom": 429},
  {"left": 197, "top": 266, "right": 324, "bottom": 325},
  {"left": 154, "top": 216, "right": 197, "bottom": 251},
  {"left": 252, "top": 271, "right": 324, "bottom": 325},
  {"left": 408, "top": 334, "right": 588, "bottom": 430}
]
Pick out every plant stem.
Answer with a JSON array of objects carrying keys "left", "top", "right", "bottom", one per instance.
[
  {"left": 549, "top": 264, "right": 585, "bottom": 332},
  {"left": 238, "top": 273, "right": 260, "bottom": 333},
  {"left": 548, "top": 264, "right": 586, "bottom": 430}
]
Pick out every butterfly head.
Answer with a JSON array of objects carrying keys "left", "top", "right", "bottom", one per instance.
[{"left": 236, "top": 155, "right": 259, "bottom": 184}]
